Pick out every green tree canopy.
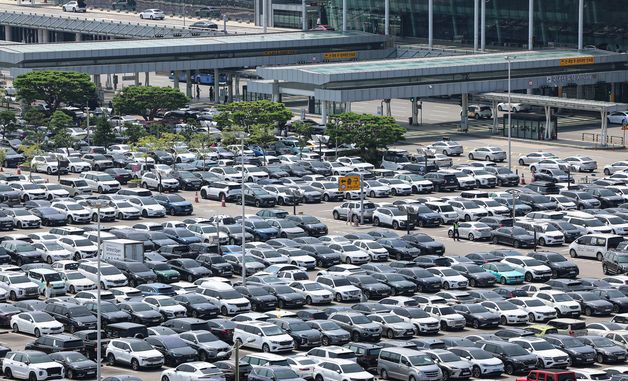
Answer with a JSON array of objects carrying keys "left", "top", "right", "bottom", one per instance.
[
  {"left": 0, "top": 110, "right": 17, "bottom": 139},
  {"left": 112, "top": 86, "right": 189, "bottom": 121},
  {"left": 22, "top": 108, "right": 48, "bottom": 127},
  {"left": 327, "top": 113, "right": 406, "bottom": 163},
  {"left": 92, "top": 117, "right": 116, "bottom": 147},
  {"left": 13, "top": 71, "right": 96, "bottom": 113},
  {"left": 48, "top": 111, "right": 74, "bottom": 149},
  {"left": 214, "top": 100, "right": 292, "bottom": 131},
  {"left": 122, "top": 122, "right": 147, "bottom": 144}
]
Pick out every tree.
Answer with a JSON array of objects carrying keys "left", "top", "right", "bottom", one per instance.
[
  {"left": 0, "top": 110, "right": 17, "bottom": 139},
  {"left": 327, "top": 112, "right": 406, "bottom": 163},
  {"left": 52, "top": 128, "right": 73, "bottom": 149},
  {"left": 92, "top": 117, "right": 116, "bottom": 147},
  {"left": 188, "top": 132, "right": 215, "bottom": 155},
  {"left": 248, "top": 123, "right": 276, "bottom": 165},
  {"left": 214, "top": 100, "right": 292, "bottom": 131},
  {"left": 122, "top": 122, "right": 147, "bottom": 144},
  {"left": 292, "top": 121, "right": 313, "bottom": 159},
  {"left": 48, "top": 111, "right": 75, "bottom": 149},
  {"left": 22, "top": 108, "right": 48, "bottom": 127},
  {"left": 112, "top": 86, "right": 189, "bottom": 121},
  {"left": 13, "top": 71, "right": 96, "bottom": 113}
]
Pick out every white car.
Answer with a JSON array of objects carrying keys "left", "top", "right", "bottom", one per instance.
[
  {"left": 4, "top": 208, "right": 41, "bottom": 229},
  {"left": 547, "top": 195, "right": 577, "bottom": 210},
  {"left": 607, "top": 111, "right": 628, "bottom": 124},
  {"left": 109, "top": 286, "right": 143, "bottom": 303},
  {"left": 423, "top": 304, "right": 466, "bottom": 330},
  {"left": 79, "top": 171, "right": 121, "bottom": 193},
  {"left": 187, "top": 223, "right": 225, "bottom": 244},
  {"left": 501, "top": 257, "right": 552, "bottom": 282},
  {"left": 459, "top": 168, "right": 498, "bottom": 188},
  {"left": 9, "top": 183, "right": 46, "bottom": 202},
  {"left": 51, "top": 201, "right": 91, "bottom": 224},
  {"left": 518, "top": 152, "right": 557, "bottom": 166},
  {"left": 472, "top": 198, "right": 510, "bottom": 216},
  {"left": 66, "top": 157, "right": 91, "bottom": 173},
  {"left": 372, "top": 207, "right": 411, "bottom": 230},
  {"left": 563, "top": 155, "right": 597, "bottom": 172},
  {"left": 209, "top": 167, "right": 244, "bottom": 182},
  {"left": 61, "top": 271, "right": 96, "bottom": 294},
  {"left": 58, "top": 236, "right": 98, "bottom": 260},
  {"left": 287, "top": 356, "right": 320, "bottom": 380},
  {"left": 289, "top": 280, "right": 333, "bottom": 305},
  {"left": 78, "top": 262, "right": 127, "bottom": 288},
  {"left": 62, "top": 0, "right": 86, "bottom": 12},
  {"left": 76, "top": 199, "right": 117, "bottom": 222},
  {"left": 30, "top": 155, "right": 60, "bottom": 175},
  {"left": 363, "top": 180, "right": 391, "bottom": 198},
  {"left": 446, "top": 200, "right": 490, "bottom": 221},
  {"left": 126, "top": 197, "right": 166, "bottom": 218},
  {"left": 313, "top": 359, "right": 374, "bottom": 381},
  {"left": 326, "top": 161, "right": 353, "bottom": 176},
  {"left": 377, "top": 178, "right": 413, "bottom": 196},
  {"left": 32, "top": 241, "right": 72, "bottom": 264},
  {"left": 327, "top": 243, "right": 369, "bottom": 265},
  {"left": 139, "top": 8, "right": 165, "bottom": 19},
  {"left": 497, "top": 102, "right": 530, "bottom": 112},
  {"left": 10, "top": 311, "right": 64, "bottom": 337},
  {"left": 161, "top": 362, "right": 225, "bottom": 381},
  {"left": 529, "top": 159, "right": 570, "bottom": 172},
  {"left": 353, "top": 240, "right": 389, "bottom": 261},
  {"left": 41, "top": 184, "right": 70, "bottom": 200},
  {"left": 143, "top": 295, "right": 187, "bottom": 319},
  {"left": 427, "top": 267, "right": 468, "bottom": 289},
  {"left": 441, "top": 170, "right": 477, "bottom": 189},
  {"left": 604, "top": 161, "right": 628, "bottom": 175},
  {"left": 447, "top": 221, "right": 491, "bottom": 241},
  {"left": 234, "top": 165, "right": 269, "bottom": 182},
  {"left": 109, "top": 200, "right": 142, "bottom": 220},
  {"left": 2, "top": 351, "right": 64, "bottom": 381},
  {"left": 141, "top": 172, "right": 179, "bottom": 192},
  {"left": 595, "top": 214, "right": 628, "bottom": 235},
  {"left": 427, "top": 140, "right": 464, "bottom": 156},
  {"left": 533, "top": 290, "right": 581, "bottom": 318},
  {"left": 509, "top": 297, "right": 557, "bottom": 322},
  {"left": 336, "top": 156, "right": 374, "bottom": 171},
  {"left": 389, "top": 307, "right": 440, "bottom": 334},
  {"left": 468, "top": 147, "right": 506, "bottom": 162},
  {"left": 480, "top": 300, "right": 529, "bottom": 325},
  {"left": 315, "top": 275, "right": 362, "bottom": 302},
  {"left": 509, "top": 337, "right": 570, "bottom": 368},
  {"left": 233, "top": 321, "right": 294, "bottom": 352},
  {"left": 0, "top": 272, "right": 40, "bottom": 301},
  {"left": 106, "top": 338, "right": 164, "bottom": 370}
]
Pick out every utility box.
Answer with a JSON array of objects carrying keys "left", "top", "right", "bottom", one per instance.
[{"left": 102, "top": 239, "right": 144, "bottom": 262}]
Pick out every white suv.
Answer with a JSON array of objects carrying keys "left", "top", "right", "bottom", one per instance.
[
  {"left": 141, "top": 172, "right": 179, "bottom": 192},
  {"left": 0, "top": 272, "right": 39, "bottom": 300},
  {"left": 78, "top": 262, "right": 128, "bottom": 289},
  {"left": 199, "top": 282, "right": 251, "bottom": 316},
  {"left": 106, "top": 338, "right": 164, "bottom": 370},
  {"left": 233, "top": 321, "right": 294, "bottom": 353},
  {"left": 58, "top": 236, "right": 98, "bottom": 260},
  {"left": 2, "top": 350, "right": 64, "bottom": 380},
  {"left": 533, "top": 290, "right": 581, "bottom": 318},
  {"left": 31, "top": 155, "right": 61, "bottom": 175},
  {"left": 51, "top": 201, "right": 91, "bottom": 224},
  {"left": 372, "top": 207, "right": 411, "bottom": 230},
  {"left": 143, "top": 295, "right": 187, "bottom": 319},
  {"left": 313, "top": 359, "right": 374, "bottom": 381},
  {"left": 336, "top": 157, "right": 374, "bottom": 171},
  {"left": 79, "top": 171, "right": 120, "bottom": 193},
  {"left": 200, "top": 181, "right": 241, "bottom": 202}
]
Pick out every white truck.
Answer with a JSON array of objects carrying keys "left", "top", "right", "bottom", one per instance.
[{"left": 101, "top": 239, "right": 144, "bottom": 262}]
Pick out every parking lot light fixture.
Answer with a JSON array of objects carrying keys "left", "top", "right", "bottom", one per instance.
[
  {"left": 86, "top": 198, "right": 109, "bottom": 381},
  {"left": 505, "top": 188, "right": 521, "bottom": 220}
]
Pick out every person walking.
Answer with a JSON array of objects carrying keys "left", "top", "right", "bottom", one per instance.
[
  {"left": 452, "top": 221, "right": 460, "bottom": 241},
  {"left": 44, "top": 281, "right": 52, "bottom": 299},
  {"left": 346, "top": 209, "right": 353, "bottom": 225}
]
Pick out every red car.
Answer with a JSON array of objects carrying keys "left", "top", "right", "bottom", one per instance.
[{"left": 517, "top": 370, "right": 576, "bottom": 381}]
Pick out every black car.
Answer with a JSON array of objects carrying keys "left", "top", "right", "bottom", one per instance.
[
  {"left": 524, "top": 181, "right": 561, "bottom": 195},
  {"left": 262, "top": 166, "right": 290, "bottom": 179},
  {"left": 241, "top": 186, "right": 276, "bottom": 208},
  {"left": 1, "top": 240, "right": 41, "bottom": 265},
  {"left": 593, "top": 288, "right": 628, "bottom": 313},
  {"left": 262, "top": 285, "right": 306, "bottom": 309},
  {"left": 544, "top": 334, "right": 596, "bottom": 366},
  {"left": 173, "top": 293, "right": 219, "bottom": 319},
  {"left": 586, "top": 187, "right": 624, "bottom": 208},
  {"left": 83, "top": 301, "right": 132, "bottom": 325},
  {"left": 370, "top": 273, "right": 417, "bottom": 295},
  {"left": 167, "top": 258, "right": 211, "bottom": 282},
  {"left": 423, "top": 172, "right": 457, "bottom": 191},
  {"left": 29, "top": 207, "right": 67, "bottom": 226},
  {"left": 378, "top": 238, "right": 421, "bottom": 260},
  {"left": 285, "top": 215, "right": 328, "bottom": 237},
  {"left": 234, "top": 286, "right": 278, "bottom": 312},
  {"left": 484, "top": 167, "right": 520, "bottom": 187},
  {"left": 118, "top": 302, "right": 163, "bottom": 326},
  {"left": 154, "top": 194, "right": 194, "bottom": 216},
  {"left": 490, "top": 227, "right": 535, "bottom": 248},
  {"left": 578, "top": 336, "right": 628, "bottom": 364},
  {"left": 215, "top": 360, "right": 253, "bottom": 381},
  {"left": 173, "top": 171, "right": 203, "bottom": 191},
  {"left": 346, "top": 275, "right": 392, "bottom": 300},
  {"left": 24, "top": 333, "right": 85, "bottom": 354},
  {"left": 149, "top": 150, "right": 175, "bottom": 165},
  {"left": 105, "top": 168, "right": 132, "bottom": 185},
  {"left": 396, "top": 268, "right": 442, "bottom": 292},
  {"left": 567, "top": 291, "right": 614, "bottom": 316},
  {"left": 145, "top": 335, "right": 198, "bottom": 366},
  {"left": 401, "top": 233, "right": 445, "bottom": 255},
  {"left": 478, "top": 216, "right": 514, "bottom": 230},
  {"left": 300, "top": 244, "right": 341, "bottom": 268},
  {"left": 44, "top": 302, "right": 98, "bottom": 333},
  {"left": 206, "top": 319, "right": 236, "bottom": 343},
  {"left": 146, "top": 231, "right": 178, "bottom": 249},
  {"left": 0, "top": 303, "right": 20, "bottom": 327},
  {"left": 527, "top": 251, "right": 579, "bottom": 279},
  {"left": 270, "top": 317, "right": 322, "bottom": 349},
  {"left": 452, "top": 304, "right": 500, "bottom": 329},
  {"left": 451, "top": 263, "right": 497, "bottom": 287},
  {"left": 344, "top": 342, "right": 382, "bottom": 371},
  {"left": 50, "top": 350, "right": 98, "bottom": 379},
  {"left": 476, "top": 340, "right": 538, "bottom": 375},
  {"left": 397, "top": 204, "right": 442, "bottom": 228},
  {"left": 108, "top": 260, "right": 157, "bottom": 287},
  {"left": 603, "top": 251, "right": 628, "bottom": 275},
  {"left": 196, "top": 254, "right": 233, "bottom": 277}
]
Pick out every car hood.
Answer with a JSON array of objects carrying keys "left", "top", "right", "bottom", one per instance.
[
  {"left": 68, "top": 359, "right": 96, "bottom": 369},
  {"left": 136, "top": 310, "right": 163, "bottom": 318},
  {"left": 335, "top": 285, "right": 361, "bottom": 293},
  {"left": 473, "top": 311, "right": 500, "bottom": 320},
  {"left": 499, "top": 270, "right": 524, "bottom": 278},
  {"left": 170, "top": 201, "right": 192, "bottom": 207},
  {"left": 169, "top": 346, "right": 198, "bottom": 356},
  {"left": 445, "top": 359, "right": 472, "bottom": 369}
]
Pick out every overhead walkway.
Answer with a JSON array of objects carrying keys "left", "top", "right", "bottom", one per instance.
[{"left": 480, "top": 93, "right": 628, "bottom": 145}]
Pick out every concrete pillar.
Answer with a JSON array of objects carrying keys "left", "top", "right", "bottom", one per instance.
[
  {"left": 576, "top": 85, "right": 583, "bottom": 99},
  {"left": 105, "top": 74, "right": 113, "bottom": 90},
  {"left": 578, "top": 0, "right": 584, "bottom": 50},
  {"left": 342, "top": 0, "right": 347, "bottom": 32},
  {"left": 262, "top": 0, "right": 267, "bottom": 33},
  {"left": 384, "top": 0, "right": 389, "bottom": 36},
  {"left": 384, "top": 99, "right": 391, "bottom": 117},
  {"left": 41, "top": 29, "right": 49, "bottom": 43},
  {"left": 345, "top": 102, "right": 352, "bottom": 113},
  {"left": 144, "top": 72, "right": 150, "bottom": 86},
  {"left": 461, "top": 93, "right": 469, "bottom": 132},
  {"left": 186, "top": 71, "right": 193, "bottom": 98},
  {"left": 226, "top": 75, "right": 232, "bottom": 103},
  {"left": 302, "top": 0, "right": 307, "bottom": 31},
  {"left": 411, "top": 98, "right": 418, "bottom": 126},
  {"left": 428, "top": 0, "right": 433, "bottom": 49},
  {"left": 235, "top": 75, "right": 240, "bottom": 99},
  {"left": 600, "top": 109, "right": 608, "bottom": 146},
  {"left": 173, "top": 70, "right": 180, "bottom": 90},
  {"left": 544, "top": 106, "right": 552, "bottom": 140},
  {"left": 321, "top": 101, "right": 328, "bottom": 124},
  {"left": 611, "top": 83, "right": 616, "bottom": 102},
  {"left": 480, "top": 0, "right": 486, "bottom": 51},
  {"left": 4, "top": 25, "right": 11, "bottom": 41},
  {"left": 492, "top": 100, "right": 498, "bottom": 133},
  {"left": 214, "top": 68, "right": 220, "bottom": 104},
  {"left": 473, "top": 0, "right": 479, "bottom": 52},
  {"left": 528, "top": 0, "right": 534, "bottom": 50},
  {"left": 36, "top": 29, "right": 42, "bottom": 43},
  {"left": 75, "top": 33, "right": 81, "bottom": 42},
  {"left": 134, "top": 73, "right": 140, "bottom": 86}
]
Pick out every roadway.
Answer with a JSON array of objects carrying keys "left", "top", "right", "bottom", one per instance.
[{"left": 0, "top": 0, "right": 287, "bottom": 35}]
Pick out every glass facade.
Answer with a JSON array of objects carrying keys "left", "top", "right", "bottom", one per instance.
[{"left": 323, "top": 0, "right": 628, "bottom": 51}]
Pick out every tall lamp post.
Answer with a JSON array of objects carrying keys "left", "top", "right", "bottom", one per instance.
[
  {"left": 238, "top": 131, "right": 248, "bottom": 286},
  {"left": 505, "top": 189, "right": 521, "bottom": 220},
  {"left": 505, "top": 56, "right": 516, "bottom": 170},
  {"left": 87, "top": 199, "right": 109, "bottom": 381}
]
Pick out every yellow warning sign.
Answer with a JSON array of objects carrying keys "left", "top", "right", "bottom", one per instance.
[
  {"left": 559, "top": 56, "right": 594, "bottom": 66},
  {"left": 323, "top": 51, "right": 357, "bottom": 60},
  {"left": 338, "top": 175, "right": 360, "bottom": 192}
]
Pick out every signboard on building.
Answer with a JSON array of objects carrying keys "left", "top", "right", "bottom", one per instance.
[
  {"left": 559, "top": 56, "right": 595, "bottom": 66},
  {"left": 323, "top": 51, "right": 357, "bottom": 60},
  {"left": 338, "top": 176, "right": 360, "bottom": 191}
]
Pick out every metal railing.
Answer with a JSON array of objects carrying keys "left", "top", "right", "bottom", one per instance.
[{"left": 581, "top": 132, "right": 625, "bottom": 146}]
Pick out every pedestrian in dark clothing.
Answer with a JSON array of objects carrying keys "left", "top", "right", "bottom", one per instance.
[
  {"left": 209, "top": 86, "right": 214, "bottom": 101},
  {"left": 196, "top": 85, "right": 200, "bottom": 99},
  {"left": 452, "top": 221, "right": 460, "bottom": 241}
]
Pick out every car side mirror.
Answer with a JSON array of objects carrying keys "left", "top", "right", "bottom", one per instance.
[{"left": 257, "top": 332, "right": 262, "bottom": 336}]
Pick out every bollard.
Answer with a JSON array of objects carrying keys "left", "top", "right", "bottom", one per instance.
[
  {"left": 194, "top": 192, "right": 199, "bottom": 203},
  {"left": 520, "top": 173, "right": 526, "bottom": 185},
  {"left": 221, "top": 195, "right": 226, "bottom": 207}
]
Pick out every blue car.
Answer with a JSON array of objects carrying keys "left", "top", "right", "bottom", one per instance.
[
  {"left": 154, "top": 194, "right": 194, "bottom": 216},
  {"left": 136, "top": 283, "right": 177, "bottom": 297},
  {"left": 482, "top": 262, "right": 525, "bottom": 285}
]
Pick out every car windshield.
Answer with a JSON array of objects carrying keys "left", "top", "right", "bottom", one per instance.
[
  {"left": 9, "top": 275, "right": 30, "bottom": 284},
  {"left": 438, "top": 307, "right": 456, "bottom": 315},
  {"left": 439, "top": 269, "right": 459, "bottom": 276},
  {"left": 438, "top": 353, "right": 461, "bottom": 362},
  {"left": 274, "top": 369, "right": 299, "bottom": 380},
  {"left": 494, "top": 301, "right": 518, "bottom": 310},
  {"left": 161, "top": 336, "right": 188, "bottom": 348},
  {"left": 100, "top": 267, "right": 121, "bottom": 275},
  {"left": 560, "top": 337, "right": 585, "bottom": 348},
  {"left": 522, "top": 299, "right": 544, "bottom": 307},
  {"left": 332, "top": 278, "right": 351, "bottom": 286},
  {"left": 289, "top": 322, "right": 312, "bottom": 331},
  {"left": 303, "top": 283, "right": 324, "bottom": 291},
  {"left": 591, "top": 337, "right": 616, "bottom": 348},
  {"left": 129, "top": 341, "right": 153, "bottom": 351},
  {"left": 43, "top": 273, "right": 62, "bottom": 282},
  {"left": 31, "top": 313, "right": 54, "bottom": 322},
  {"left": 552, "top": 294, "right": 573, "bottom": 302},
  {"left": 351, "top": 315, "right": 371, "bottom": 324},
  {"left": 382, "top": 315, "right": 404, "bottom": 323},
  {"left": 300, "top": 216, "right": 321, "bottom": 224},
  {"left": 605, "top": 290, "right": 625, "bottom": 298},
  {"left": 530, "top": 341, "right": 554, "bottom": 350},
  {"left": 29, "top": 354, "right": 53, "bottom": 364},
  {"left": 466, "top": 305, "right": 488, "bottom": 313},
  {"left": 340, "top": 364, "right": 365, "bottom": 373},
  {"left": 581, "top": 219, "right": 604, "bottom": 227},
  {"left": 261, "top": 326, "right": 284, "bottom": 336},
  {"left": 405, "top": 309, "right": 429, "bottom": 318}
]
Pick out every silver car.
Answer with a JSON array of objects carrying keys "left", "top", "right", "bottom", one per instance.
[
  {"left": 332, "top": 201, "right": 376, "bottom": 223},
  {"left": 468, "top": 147, "right": 506, "bottom": 162}
]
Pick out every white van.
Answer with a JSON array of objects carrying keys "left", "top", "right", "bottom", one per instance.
[
  {"left": 568, "top": 234, "right": 626, "bottom": 261},
  {"left": 378, "top": 347, "right": 442, "bottom": 381}
]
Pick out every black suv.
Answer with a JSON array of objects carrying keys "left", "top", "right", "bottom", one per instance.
[
  {"left": 423, "top": 172, "right": 457, "bottom": 192},
  {"left": 603, "top": 251, "right": 628, "bottom": 275},
  {"left": 196, "top": 254, "right": 234, "bottom": 277},
  {"left": 476, "top": 340, "right": 538, "bottom": 375},
  {"left": 285, "top": 215, "right": 328, "bottom": 237},
  {"left": 44, "top": 302, "right": 98, "bottom": 333},
  {"left": 234, "top": 285, "right": 278, "bottom": 312},
  {"left": 108, "top": 260, "right": 158, "bottom": 287},
  {"left": 24, "top": 333, "right": 85, "bottom": 354},
  {"left": 527, "top": 251, "right": 579, "bottom": 279}
]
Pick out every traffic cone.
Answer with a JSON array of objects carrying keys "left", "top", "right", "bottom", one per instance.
[
  {"left": 221, "top": 195, "right": 226, "bottom": 207},
  {"left": 520, "top": 173, "right": 526, "bottom": 185},
  {"left": 0, "top": 167, "right": 3, "bottom": 172},
  {"left": 194, "top": 192, "right": 199, "bottom": 203},
  {"left": 16, "top": 168, "right": 21, "bottom": 175}
]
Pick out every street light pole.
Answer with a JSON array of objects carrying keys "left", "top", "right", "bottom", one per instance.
[
  {"left": 240, "top": 133, "right": 247, "bottom": 286},
  {"left": 505, "top": 56, "right": 515, "bottom": 171}
]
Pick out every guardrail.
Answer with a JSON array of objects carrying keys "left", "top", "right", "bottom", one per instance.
[{"left": 581, "top": 132, "right": 625, "bottom": 147}]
